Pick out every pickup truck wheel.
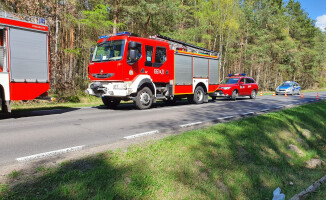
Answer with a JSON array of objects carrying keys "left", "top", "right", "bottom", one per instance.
[
  {"left": 102, "top": 97, "right": 121, "bottom": 108},
  {"left": 193, "top": 86, "right": 204, "bottom": 104},
  {"left": 250, "top": 90, "right": 257, "bottom": 99},
  {"left": 231, "top": 90, "right": 238, "bottom": 101},
  {"left": 135, "top": 87, "right": 153, "bottom": 110}
]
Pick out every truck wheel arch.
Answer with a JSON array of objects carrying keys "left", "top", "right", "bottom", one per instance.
[
  {"left": 0, "top": 85, "right": 5, "bottom": 101},
  {"left": 137, "top": 78, "right": 156, "bottom": 96},
  {"left": 194, "top": 82, "right": 207, "bottom": 94}
]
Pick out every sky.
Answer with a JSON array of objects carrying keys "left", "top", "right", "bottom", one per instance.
[{"left": 296, "top": 0, "right": 326, "bottom": 31}]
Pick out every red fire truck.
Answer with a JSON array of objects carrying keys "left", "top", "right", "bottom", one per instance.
[
  {"left": 86, "top": 32, "right": 220, "bottom": 109},
  {"left": 0, "top": 11, "right": 49, "bottom": 113}
]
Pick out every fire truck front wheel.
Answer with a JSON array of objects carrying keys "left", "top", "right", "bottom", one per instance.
[
  {"left": 102, "top": 97, "right": 121, "bottom": 108},
  {"left": 193, "top": 86, "right": 205, "bottom": 104},
  {"left": 135, "top": 87, "right": 153, "bottom": 110}
]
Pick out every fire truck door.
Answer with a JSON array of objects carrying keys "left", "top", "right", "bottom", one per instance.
[{"left": 151, "top": 46, "right": 169, "bottom": 82}]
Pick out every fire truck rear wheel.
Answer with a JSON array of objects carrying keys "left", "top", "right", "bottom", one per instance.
[
  {"left": 135, "top": 87, "right": 153, "bottom": 110},
  {"left": 102, "top": 97, "right": 121, "bottom": 108},
  {"left": 193, "top": 86, "right": 205, "bottom": 104}
]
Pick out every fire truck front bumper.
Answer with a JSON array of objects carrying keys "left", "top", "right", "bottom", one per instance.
[{"left": 86, "top": 82, "right": 134, "bottom": 97}]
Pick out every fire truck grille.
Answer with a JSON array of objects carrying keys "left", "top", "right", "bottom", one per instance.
[{"left": 91, "top": 73, "right": 115, "bottom": 79}]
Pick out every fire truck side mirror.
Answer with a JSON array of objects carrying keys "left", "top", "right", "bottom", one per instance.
[
  {"left": 129, "top": 41, "right": 137, "bottom": 49},
  {"left": 90, "top": 47, "right": 94, "bottom": 53},
  {"left": 129, "top": 49, "right": 137, "bottom": 62}
]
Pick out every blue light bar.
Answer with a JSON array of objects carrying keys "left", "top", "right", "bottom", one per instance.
[
  {"left": 39, "top": 18, "right": 46, "bottom": 24},
  {"left": 228, "top": 73, "right": 246, "bottom": 77},
  {"left": 116, "top": 31, "right": 131, "bottom": 36},
  {"left": 99, "top": 35, "right": 109, "bottom": 39}
]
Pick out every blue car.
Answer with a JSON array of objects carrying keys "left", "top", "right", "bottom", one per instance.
[{"left": 275, "top": 81, "right": 301, "bottom": 95}]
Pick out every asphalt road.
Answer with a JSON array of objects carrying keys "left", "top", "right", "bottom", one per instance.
[{"left": 0, "top": 92, "right": 325, "bottom": 166}]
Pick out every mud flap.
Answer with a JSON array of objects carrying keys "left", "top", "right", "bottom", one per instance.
[
  {"left": 2, "top": 100, "right": 11, "bottom": 113},
  {"left": 204, "top": 94, "right": 208, "bottom": 103}
]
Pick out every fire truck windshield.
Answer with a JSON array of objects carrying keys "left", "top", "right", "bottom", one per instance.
[
  {"left": 92, "top": 40, "right": 125, "bottom": 62},
  {"left": 220, "top": 78, "right": 239, "bottom": 84}
]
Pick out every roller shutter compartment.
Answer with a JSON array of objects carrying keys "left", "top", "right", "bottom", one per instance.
[
  {"left": 209, "top": 59, "right": 219, "bottom": 84},
  {"left": 9, "top": 28, "right": 48, "bottom": 82}
]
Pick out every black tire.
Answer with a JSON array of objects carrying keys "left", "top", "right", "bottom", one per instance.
[
  {"left": 297, "top": 90, "right": 301, "bottom": 95},
  {"left": 193, "top": 86, "right": 205, "bottom": 104},
  {"left": 250, "top": 90, "right": 257, "bottom": 99},
  {"left": 134, "top": 87, "right": 153, "bottom": 110},
  {"left": 102, "top": 97, "right": 121, "bottom": 108},
  {"left": 231, "top": 90, "right": 238, "bottom": 101},
  {"left": 211, "top": 96, "right": 217, "bottom": 101}
]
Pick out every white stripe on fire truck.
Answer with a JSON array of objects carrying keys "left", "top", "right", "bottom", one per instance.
[
  {"left": 124, "top": 130, "right": 159, "bottom": 139},
  {"left": 16, "top": 145, "right": 85, "bottom": 162}
]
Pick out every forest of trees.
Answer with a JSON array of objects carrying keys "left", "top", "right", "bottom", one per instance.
[{"left": 1, "top": 0, "right": 325, "bottom": 94}]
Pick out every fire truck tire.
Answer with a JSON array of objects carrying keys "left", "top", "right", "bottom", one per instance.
[
  {"left": 193, "top": 86, "right": 205, "bottom": 104},
  {"left": 231, "top": 90, "right": 238, "bottom": 101},
  {"left": 250, "top": 90, "right": 257, "bottom": 99},
  {"left": 211, "top": 96, "right": 217, "bottom": 101},
  {"left": 102, "top": 97, "right": 121, "bottom": 108},
  {"left": 135, "top": 87, "right": 153, "bottom": 110}
]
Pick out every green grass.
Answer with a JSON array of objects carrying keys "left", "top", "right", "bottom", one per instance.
[
  {"left": 7, "top": 171, "right": 20, "bottom": 180},
  {"left": 1, "top": 101, "right": 326, "bottom": 199},
  {"left": 11, "top": 95, "right": 103, "bottom": 112}
]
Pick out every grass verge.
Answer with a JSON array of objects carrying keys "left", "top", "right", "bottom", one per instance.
[
  {"left": 10, "top": 95, "right": 103, "bottom": 112},
  {"left": 1, "top": 101, "right": 326, "bottom": 199}
]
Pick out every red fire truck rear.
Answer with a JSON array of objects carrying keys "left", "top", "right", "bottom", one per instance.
[
  {"left": 0, "top": 11, "right": 49, "bottom": 113},
  {"left": 86, "top": 32, "right": 220, "bottom": 109}
]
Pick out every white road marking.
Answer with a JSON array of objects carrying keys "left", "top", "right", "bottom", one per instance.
[
  {"left": 16, "top": 145, "right": 85, "bottom": 162},
  {"left": 180, "top": 122, "right": 203, "bottom": 128},
  {"left": 275, "top": 106, "right": 283, "bottom": 109},
  {"left": 124, "top": 130, "right": 159, "bottom": 139},
  {"left": 218, "top": 116, "right": 234, "bottom": 120},
  {"left": 242, "top": 112, "right": 254, "bottom": 115},
  {"left": 261, "top": 109, "right": 270, "bottom": 112}
]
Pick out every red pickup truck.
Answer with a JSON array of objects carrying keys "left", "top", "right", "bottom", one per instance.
[{"left": 212, "top": 74, "right": 259, "bottom": 100}]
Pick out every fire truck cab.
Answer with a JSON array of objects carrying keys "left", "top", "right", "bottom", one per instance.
[
  {"left": 86, "top": 32, "right": 220, "bottom": 109},
  {"left": 0, "top": 11, "right": 49, "bottom": 113}
]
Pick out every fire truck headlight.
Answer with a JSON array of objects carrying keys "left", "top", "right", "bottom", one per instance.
[{"left": 113, "top": 83, "right": 128, "bottom": 90}]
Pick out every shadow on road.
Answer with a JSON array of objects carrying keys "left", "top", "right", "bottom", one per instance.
[{"left": 0, "top": 107, "right": 80, "bottom": 120}]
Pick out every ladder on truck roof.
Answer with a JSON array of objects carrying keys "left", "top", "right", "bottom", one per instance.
[
  {"left": 151, "top": 34, "right": 219, "bottom": 56},
  {"left": 0, "top": 10, "right": 47, "bottom": 26}
]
